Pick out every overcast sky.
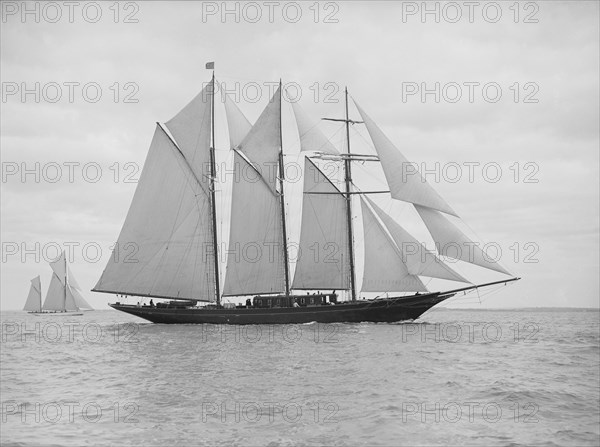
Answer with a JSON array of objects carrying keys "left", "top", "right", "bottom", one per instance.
[{"left": 1, "top": 1, "right": 598, "bottom": 310}]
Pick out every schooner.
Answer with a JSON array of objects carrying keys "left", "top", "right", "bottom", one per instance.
[{"left": 93, "top": 68, "right": 519, "bottom": 324}]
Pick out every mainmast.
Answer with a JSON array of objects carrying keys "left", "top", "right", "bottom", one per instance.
[
  {"left": 209, "top": 71, "right": 221, "bottom": 306},
  {"left": 278, "top": 80, "right": 291, "bottom": 296},
  {"left": 63, "top": 251, "right": 67, "bottom": 311},
  {"left": 343, "top": 88, "right": 358, "bottom": 301}
]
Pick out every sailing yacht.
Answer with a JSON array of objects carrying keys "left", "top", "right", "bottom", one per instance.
[
  {"left": 24, "top": 251, "right": 94, "bottom": 315},
  {"left": 93, "top": 69, "right": 519, "bottom": 324}
]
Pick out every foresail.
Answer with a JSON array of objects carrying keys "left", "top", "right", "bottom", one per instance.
[
  {"left": 42, "top": 274, "right": 66, "bottom": 311},
  {"left": 366, "top": 197, "right": 469, "bottom": 283},
  {"left": 415, "top": 205, "right": 511, "bottom": 275},
  {"left": 222, "top": 85, "right": 252, "bottom": 149},
  {"left": 237, "top": 86, "right": 281, "bottom": 192},
  {"left": 223, "top": 151, "right": 285, "bottom": 296},
  {"left": 292, "top": 158, "right": 350, "bottom": 290},
  {"left": 360, "top": 197, "right": 427, "bottom": 293},
  {"left": 23, "top": 276, "right": 42, "bottom": 312},
  {"left": 353, "top": 100, "right": 458, "bottom": 217},
  {"left": 93, "top": 125, "right": 217, "bottom": 301},
  {"left": 290, "top": 101, "right": 339, "bottom": 154}
]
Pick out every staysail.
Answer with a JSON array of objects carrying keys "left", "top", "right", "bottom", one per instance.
[
  {"left": 365, "top": 197, "right": 469, "bottom": 283},
  {"left": 353, "top": 99, "right": 458, "bottom": 217},
  {"left": 23, "top": 276, "right": 42, "bottom": 312},
  {"left": 415, "top": 205, "right": 511, "bottom": 275},
  {"left": 292, "top": 158, "right": 350, "bottom": 290},
  {"left": 291, "top": 101, "right": 339, "bottom": 154},
  {"left": 360, "top": 196, "right": 427, "bottom": 293}
]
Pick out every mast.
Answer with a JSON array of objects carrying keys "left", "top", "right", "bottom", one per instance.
[
  {"left": 63, "top": 251, "right": 67, "bottom": 311},
  {"left": 344, "top": 87, "right": 357, "bottom": 301},
  {"left": 210, "top": 71, "right": 221, "bottom": 306},
  {"left": 278, "top": 80, "right": 291, "bottom": 296}
]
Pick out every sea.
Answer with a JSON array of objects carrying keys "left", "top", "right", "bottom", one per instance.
[{"left": 1, "top": 308, "right": 598, "bottom": 447}]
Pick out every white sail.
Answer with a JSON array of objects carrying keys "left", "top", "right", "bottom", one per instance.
[
  {"left": 49, "top": 251, "right": 66, "bottom": 284},
  {"left": 93, "top": 124, "right": 216, "bottom": 301},
  {"left": 67, "top": 266, "right": 82, "bottom": 290},
  {"left": 69, "top": 286, "right": 93, "bottom": 310},
  {"left": 292, "top": 158, "right": 350, "bottom": 290},
  {"left": 415, "top": 205, "right": 511, "bottom": 275},
  {"left": 353, "top": 100, "right": 458, "bottom": 217},
  {"left": 23, "top": 276, "right": 42, "bottom": 312},
  {"left": 223, "top": 151, "right": 285, "bottom": 296},
  {"left": 290, "top": 101, "right": 339, "bottom": 154},
  {"left": 222, "top": 86, "right": 252, "bottom": 149},
  {"left": 366, "top": 197, "right": 469, "bottom": 283},
  {"left": 42, "top": 274, "right": 68, "bottom": 311},
  {"left": 360, "top": 197, "right": 427, "bottom": 293},
  {"left": 237, "top": 86, "right": 281, "bottom": 191}
]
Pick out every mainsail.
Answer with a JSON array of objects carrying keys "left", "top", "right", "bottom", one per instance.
[
  {"left": 23, "top": 276, "right": 42, "bottom": 312},
  {"left": 94, "top": 124, "right": 216, "bottom": 301},
  {"left": 41, "top": 252, "right": 94, "bottom": 311},
  {"left": 292, "top": 158, "right": 350, "bottom": 290}
]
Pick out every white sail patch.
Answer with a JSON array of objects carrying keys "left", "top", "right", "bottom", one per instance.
[
  {"left": 93, "top": 125, "right": 217, "bottom": 301},
  {"left": 222, "top": 85, "right": 252, "bottom": 149},
  {"left": 353, "top": 100, "right": 458, "bottom": 217},
  {"left": 42, "top": 274, "right": 67, "bottom": 311},
  {"left": 236, "top": 86, "right": 281, "bottom": 192},
  {"left": 292, "top": 158, "right": 350, "bottom": 290},
  {"left": 291, "top": 101, "right": 339, "bottom": 155},
  {"left": 69, "top": 286, "right": 93, "bottom": 310},
  {"left": 415, "top": 205, "right": 511, "bottom": 275},
  {"left": 223, "top": 151, "right": 285, "bottom": 296},
  {"left": 23, "top": 276, "right": 42, "bottom": 312},
  {"left": 165, "top": 82, "right": 212, "bottom": 197},
  {"left": 360, "top": 196, "right": 428, "bottom": 293},
  {"left": 366, "top": 197, "right": 469, "bottom": 283}
]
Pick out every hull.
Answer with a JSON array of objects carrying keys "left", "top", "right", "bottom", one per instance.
[
  {"left": 109, "top": 292, "right": 454, "bottom": 325},
  {"left": 31, "top": 311, "right": 84, "bottom": 316}
]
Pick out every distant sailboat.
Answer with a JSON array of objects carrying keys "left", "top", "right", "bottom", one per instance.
[
  {"left": 23, "top": 276, "right": 42, "bottom": 313},
  {"left": 93, "top": 68, "right": 520, "bottom": 324},
  {"left": 24, "top": 251, "right": 94, "bottom": 315}
]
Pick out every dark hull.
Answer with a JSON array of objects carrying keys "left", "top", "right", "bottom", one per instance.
[{"left": 109, "top": 292, "right": 454, "bottom": 324}]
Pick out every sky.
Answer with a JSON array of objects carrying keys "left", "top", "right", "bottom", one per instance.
[{"left": 1, "top": 1, "right": 598, "bottom": 310}]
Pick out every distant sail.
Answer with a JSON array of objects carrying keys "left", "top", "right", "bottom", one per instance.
[
  {"left": 360, "top": 196, "right": 427, "bottom": 293},
  {"left": 365, "top": 197, "right": 469, "bottom": 283},
  {"left": 290, "top": 101, "right": 339, "bottom": 154},
  {"left": 415, "top": 205, "right": 511, "bottom": 275},
  {"left": 42, "top": 274, "right": 67, "bottom": 311},
  {"left": 49, "top": 252, "right": 66, "bottom": 284},
  {"left": 222, "top": 85, "right": 252, "bottom": 149},
  {"left": 353, "top": 100, "right": 458, "bottom": 217},
  {"left": 237, "top": 86, "right": 281, "bottom": 191},
  {"left": 23, "top": 276, "right": 42, "bottom": 312},
  {"left": 69, "top": 286, "right": 93, "bottom": 310},
  {"left": 93, "top": 125, "right": 217, "bottom": 301},
  {"left": 292, "top": 158, "right": 350, "bottom": 290}
]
